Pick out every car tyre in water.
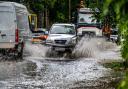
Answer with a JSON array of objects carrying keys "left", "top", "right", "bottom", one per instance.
[
  {"left": 16, "top": 43, "right": 24, "bottom": 59},
  {"left": 45, "top": 48, "right": 52, "bottom": 57}
]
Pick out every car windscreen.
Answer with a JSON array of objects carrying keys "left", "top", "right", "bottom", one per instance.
[
  {"left": 50, "top": 25, "right": 75, "bottom": 35},
  {"left": 111, "top": 30, "right": 118, "bottom": 35},
  {"left": 78, "top": 12, "right": 97, "bottom": 24}
]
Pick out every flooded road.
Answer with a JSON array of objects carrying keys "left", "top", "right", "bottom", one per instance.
[{"left": 0, "top": 38, "right": 123, "bottom": 89}]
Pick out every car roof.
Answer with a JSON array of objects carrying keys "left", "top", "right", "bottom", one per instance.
[
  {"left": 0, "top": 1, "right": 26, "bottom": 9},
  {"left": 52, "top": 23, "right": 75, "bottom": 26}
]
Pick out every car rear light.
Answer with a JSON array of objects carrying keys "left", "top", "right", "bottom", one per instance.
[
  {"left": 40, "top": 35, "right": 48, "bottom": 40},
  {"left": 15, "top": 29, "right": 19, "bottom": 43},
  {"left": 44, "top": 35, "right": 48, "bottom": 39}
]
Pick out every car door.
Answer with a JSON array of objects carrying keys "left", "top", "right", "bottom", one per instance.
[{"left": 0, "top": 6, "right": 15, "bottom": 43}]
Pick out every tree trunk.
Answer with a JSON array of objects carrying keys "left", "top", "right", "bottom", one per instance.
[
  {"left": 37, "top": 12, "right": 43, "bottom": 28},
  {"left": 45, "top": 8, "right": 48, "bottom": 29},
  {"left": 45, "top": 8, "right": 50, "bottom": 29}
]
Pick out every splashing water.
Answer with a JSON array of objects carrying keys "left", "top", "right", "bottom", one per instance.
[
  {"left": 72, "top": 37, "right": 98, "bottom": 58},
  {"left": 24, "top": 43, "right": 71, "bottom": 59},
  {"left": 24, "top": 37, "right": 119, "bottom": 61},
  {"left": 24, "top": 43, "right": 49, "bottom": 57},
  {"left": 72, "top": 37, "right": 117, "bottom": 58}
]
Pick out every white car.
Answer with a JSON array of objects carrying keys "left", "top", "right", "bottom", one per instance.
[{"left": 45, "top": 23, "right": 77, "bottom": 52}]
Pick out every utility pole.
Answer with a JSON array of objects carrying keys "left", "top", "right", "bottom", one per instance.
[
  {"left": 45, "top": 7, "right": 48, "bottom": 28},
  {"left": 44, "top": 0, "right": 49, "bottom": 29}
]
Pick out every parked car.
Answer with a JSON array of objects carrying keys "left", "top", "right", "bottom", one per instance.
[
  {"left": 45, "top": 23, "right": 77, "bottom": 52},
  {"left": 31, "top": 28, "right": 48, "bottom": 44},
  {"left": 0, "top": 2, "right": 31, "bottom": 57},
  {"left": 110, "top": 28, "right": 119, "bottom": 43}
]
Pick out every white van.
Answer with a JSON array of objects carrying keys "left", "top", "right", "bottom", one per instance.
[{"left": 0, "top": 2, "right": 30, "bottom": 57}]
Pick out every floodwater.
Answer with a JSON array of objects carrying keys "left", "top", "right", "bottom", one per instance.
[{"left": 0, "top": 38, "right": 123, "bottom": 89}]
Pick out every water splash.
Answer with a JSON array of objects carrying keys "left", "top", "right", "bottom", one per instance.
[
  {"left": 72, "top": 37, "right": 98, "bottom": 58},
  {"left": 24, "top": 43, "right": 49, "bottom": 57},
  {"left": 24, "top": 37, "right": 118, "bottom": 61},
  {"left": 72, "top": 37, "right": 117, "bottom": 58}
]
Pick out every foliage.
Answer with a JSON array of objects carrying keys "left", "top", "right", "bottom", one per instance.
[
  {"left": 50, "top": 0, "right": 69, "bottom": 23},
  {"left": 103, "top": 0, "right": 128, "bottom": 89},
  {"left": 103, "top": 0, "right": 128, "bottom": 60},
  {"left": 3, "top": 0, "right": 103, "bottom": 27},
  {"left": 118, "top": 73, "right": 128, "bottom": 89},
  {"left": 104, "top": 62, "right": 124, "bottom": 70}
]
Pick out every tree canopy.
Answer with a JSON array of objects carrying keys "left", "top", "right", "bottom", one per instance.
[
  {"left": 103, "top": 0, "right": 128, "bottom": 89},
  {"left": 2, "top": 0, "right": 100, "bottom": 27}
]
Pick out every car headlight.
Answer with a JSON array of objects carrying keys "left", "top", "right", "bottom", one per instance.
[
  {"left": 77, "top": 32, "right": 82, "bottom": 36},
  {"left": 46, "top": 39, "right": 53, "bottom": 43},
  {"left": 69, "top": 38, "right": 76, "bottom": 44}
]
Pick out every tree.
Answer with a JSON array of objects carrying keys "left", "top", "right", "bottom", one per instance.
[
  {"left": 22, "top": 0, "right": 57, "bottom": 28},
  {"left": 103, "top": 0, "right": 128, "bottom": 66},
  {"left": 103, "top": 0, "right": 128, "bottom": 89}
]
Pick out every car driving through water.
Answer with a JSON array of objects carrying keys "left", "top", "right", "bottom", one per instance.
[{"left": 45, "top": 23, "right": 77, "bottom": 52}]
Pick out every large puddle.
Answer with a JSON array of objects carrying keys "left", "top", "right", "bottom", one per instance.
[{"left": 0, "top": 38, "right": 123, "bottom": 89}]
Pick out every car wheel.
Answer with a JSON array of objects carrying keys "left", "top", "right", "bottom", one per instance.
[{"left": 17, "top": 43, "right": 24, "bottom": 58}]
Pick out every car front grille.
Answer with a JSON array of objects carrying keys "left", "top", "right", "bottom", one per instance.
[{"left": 55, "top": 40, "right": 67, "bottom": 44}]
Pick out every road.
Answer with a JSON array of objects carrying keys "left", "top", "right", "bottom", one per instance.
[{"left": 0, "top": 38, "right": 123, "bottom": 89}]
